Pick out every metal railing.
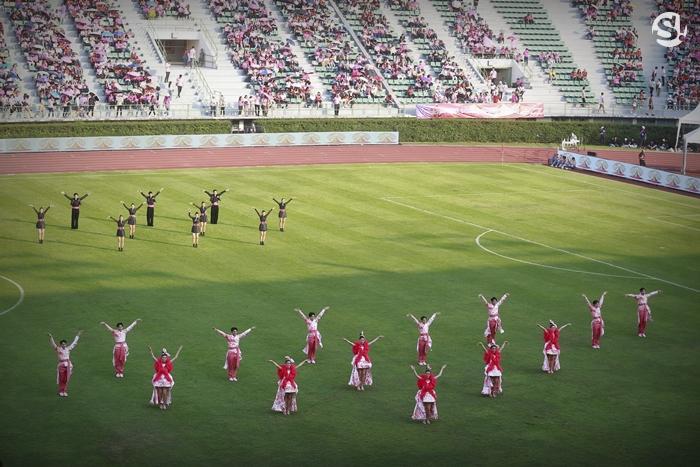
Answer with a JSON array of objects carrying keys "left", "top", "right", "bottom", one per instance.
[{"left": 0, "top": 101, "right": 404, "bottom": 121}]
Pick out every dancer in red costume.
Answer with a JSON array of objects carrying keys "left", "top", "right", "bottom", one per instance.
[
  {"left": 479, "top": 293, "right": 509, "bottom": 344},
  {"left": 538, "top": 321, "right": 571, "bottom": 374},
  {"left": 49, "top": 330, "right": 83, "bottom": 397},
  {"left": 269, "top": 356, "right": 309, "bottom": 415},
  {"left": 295, "top": 306, "right": 329, "bottom": 363},
  {"left": 343, "top": 333, "right": 384, "bottom": 391},
  {"left": 213, "top": 325, "right": 255, "bottom": 381},
  {"left": 406, "top": 312, "right": 440, "bottom": 365},
  {"left": 148, "top": 345, "right": 183, "bottom": 410},
  {"left": 479, "top": 341, "right": 507, "bottom": 397},
  {"left": 99, "top": 319, "right": 142, "bottom": 377},
  {"left": 582, "top": 292, "right": 606, "bottom": 348},
  {"left": 410, "top": 364, "right": 447, "bottom": 424},
  {"left": 625, "top": 288, "right": 660, "bottom": 337}
]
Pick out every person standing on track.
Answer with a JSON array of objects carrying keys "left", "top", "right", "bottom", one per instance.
[
  {"left": 213, "top": 325, "right": 255, "bottom": 381},
  {"left": 122, "top": 201, "right": 143, "bottom": 239},
  {"left": 109, "top": 214, "right": 127, "bottom": 251},
  {"left": 625, "top": 288, "right": 660, "bottom": 337},
  {"left": 254, "top": 208, "right": 273, "bottom": 245},
  {"left": 187, "top": 211, "right": 201, "bottom": 248},
  {"left": 538, "top": 321, "right": 571, "bottom": 374},
  {"left": 344, "top": 333, "right": 384, "bottom": 391},
  {"left": 270, "top": 356, "right": 309, "bottom": 415},
  {"left": 406, "top": 312, "right": 440, "bottom": 366},
  {"left": 295, "top": 307, "right": 329, "bottom": 364},
  {"left": 61, "top": 191, "right": 89, "bottom": 229},
  {"left": 204, "top": 188, "right": 229, "bottom": 224},
  {"left": 49, "top": 330, "right": 83, "bottom": 397},
  {"left": 140, "top": 188, "right": 163, "bottom": 227},
  {"left": 191, "top": 201, "right": 211, "bottom": 236},
  {"left": 30, "top": 204, "right": 52, "bottom": 243},
  {"left": 479, "top": 293, "right": 509, "bottom": 344},
  {"left": 411, "top": 364, "right": 447, "bottom": 424},
  {"left": 99, "top": 319, "right": 142, "bottom": 378},
  {"left": 583, "top": 291, "right": 606, "bottom": 348},
  {"left": 273, "top": 197, "right": 293, "bottom": 231}
]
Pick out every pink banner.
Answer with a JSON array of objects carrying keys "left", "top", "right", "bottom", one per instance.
[{"left": 416, "top": 103, "right": 545, "bottom": 119}]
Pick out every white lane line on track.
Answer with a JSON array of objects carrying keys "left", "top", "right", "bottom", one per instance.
[
  {"left": 382, "top": 197, "right": 700, "bottom": 293},
  {"left": 0, "top": 275, "right": 25, "bottom": 316},
  {"left": 647, "top": 216, "right": 700, "bottom": 232}
]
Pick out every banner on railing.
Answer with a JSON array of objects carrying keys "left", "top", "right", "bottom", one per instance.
[
  {"left": 416, "top": 103, "right": 545, "bottom": 119},
  {"left": 558, "top": 150, "right": 700, "bottom": 194},
  {"left": 0, "top": 131, "right": 399, "bottom": 153}
]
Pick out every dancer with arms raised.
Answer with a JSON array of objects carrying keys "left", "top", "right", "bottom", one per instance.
[
  {"left": 410, "top": 364, "right": 447, "bottom": 424},
  {"left": 273, "top": 197, "right": 293, "bottom": 231},
  {"left": 30, "top": 203, "right": 51, "bottom": 243},
  {"left": 140, "top": 188, "right": 163, "bottom": 227},
  {"left": 538, "top": 321, "right": 571, "bottom": 374},
  {"left": 269, "top": 356, "right": 308, "bottom": 415},
  {"left": 296, "top": 306, "right": 329, "bottom": 364},
  {"left": 108, "top": 214, "right": 127, "bottom": 251},
  {"left": 148, "top": 345, "right": 183, "bottom": 410},
  {"left": 213, "top": 325, "right": 255, "bottom": 381},
  {"left": 479, "top": 341, "right": 507, "bottom": 397},
  {"left": 121, "top": 201, "right": 143, "bottom": 239},
  {"left": 49, "top": 330, "right": 82, "bottom": 397},
  {"left": 61, "top": 191, "right": 89, "bottom": 229},
  {"left": 583, "top": 291, "right": 606, "bottom": 348},
  {"left": 479, "top": 293, "right": 509, "bottom": 344},
  {"left": 99, "top": 319, "right": 142, "bottom": 378},
  {"left": 406, "top": 312, "right": 440, "bottom": 365},
  {"left": 254, "top": 208, "right": 273, "bottom": 245},
  {"left": 625, "top": 288, "right": 660, "bottom": 337},
  {"left": 343, "top": 333, "right": 384, "bottom": 391}
]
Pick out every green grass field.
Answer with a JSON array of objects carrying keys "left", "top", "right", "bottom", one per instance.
[{"left": 0, "top": 163, "right": 698, "bottom": 467}]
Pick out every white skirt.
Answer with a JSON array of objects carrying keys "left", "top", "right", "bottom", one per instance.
[
  {"left": 542, "top": 351, "right": 561, "bottom": 372},
  {"left": 412, "top": 391, "right": 438, "bottom": 421},
  {"left": 348, "top": 360, "right": 373, "bottom": 387},
  {"left": 152, "top": 374, "right": 174, "bottom": 388},
  {"left": 150, "top": 379, "right": 174, "bottom": 406},
  {"left": 481, "top": 374, "right": 503, "bottom": 395},
  {"left": 271, "top": 383, "right": 298, "bottom": 412}
]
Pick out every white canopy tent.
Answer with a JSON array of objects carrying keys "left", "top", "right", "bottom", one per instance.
[
  {"left": 676, "top": 104, "right": 700, "bottom": 146},
  {"left": 682, "top": 126, "right": 700, "bottom": 174}
]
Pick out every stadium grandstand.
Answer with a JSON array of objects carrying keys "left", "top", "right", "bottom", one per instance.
[{"left": 0, "top": 0, "right": 696, "bottom": 121}]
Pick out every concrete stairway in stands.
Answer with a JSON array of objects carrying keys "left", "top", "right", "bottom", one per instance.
[
  {"left": 478, "top": 0, "right": 565, "bottom": 105},
  {"left": 543, "top": 0, "right": 612, "bottom": 105},
  {"left": 187, "top": 0, "right": 253, "bottom": 102},
  {"left": 49, "top": 0, "right": 104, "bottom": 99},
  {"left": 630, "top": 0, "right": 669, "bottom": 114},
  {"left": 420, "top": 1, "right": 487, "bottom": 91},
  {"left": 264, "top": 0, "right": 325, "bottom": 96},
  {"left": 0, "top": 11, "right": 36, "bottom": 102}
]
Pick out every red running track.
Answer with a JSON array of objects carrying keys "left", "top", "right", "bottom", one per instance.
[{"left": 0, "top": 144, "right": 697, "bottom": 175}]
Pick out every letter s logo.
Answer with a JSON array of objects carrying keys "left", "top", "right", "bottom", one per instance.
[{"left": 652, "top": 12, "right": 687, "bottom": 48}]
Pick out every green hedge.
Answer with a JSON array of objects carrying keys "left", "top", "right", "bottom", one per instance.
[
  {"left": 259, "top": 119, "right": 677, "bottom": 145},
  {"left": 0, "top": 120, "right": 230, "bottom": 139},
  {"left": 0, "top": 118, "right": 677, "bottom": 144}
]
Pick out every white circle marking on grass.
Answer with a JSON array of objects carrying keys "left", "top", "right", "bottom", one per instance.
[
  {"left": 475, "top": 230, "right": 642, "bottom": 279},
  {"left": 0, "top": 275, "right": 25, "bottom": 316}
]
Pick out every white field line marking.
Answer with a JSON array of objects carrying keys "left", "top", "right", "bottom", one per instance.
[
  {"left": 475, "top": 230, "right": 641, "bottom": 278},
  {"left": 509, "top": 164, "right": 700, "bottom": 210},
  {"left": 0, "top": 275, "right": 25, "bottom": 316},
  {"left": 382, "top": 197, "right": 700, "bottom": 293},
  {"left": 647, "top": 216, "right": 700, "bottom": 232},
  {"left": 652, "top": 213, "right": 700, "bottom": 219},
  {"left": 383, "top": 188, "right": 589, "bottom": 200}
]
